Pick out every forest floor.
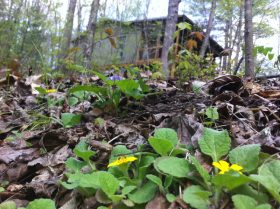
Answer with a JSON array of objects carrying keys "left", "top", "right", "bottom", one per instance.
[{"left": 0, "top": 70, "right": 280, "bottom": 209}]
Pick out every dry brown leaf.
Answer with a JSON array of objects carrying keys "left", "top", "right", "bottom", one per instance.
[
  {"left": 190, "top": 31, "right": 204, "bottom": 41},
  {"left": 105, "top": 28, "right": 114, "bottom": 36},
  {"left": 186, "top": 39, "right": 197, "bottom": 51},
  {"left": 146, "top": 194, "right": 169, "bottom": 209},
  {"left": 208, "top": 75, "right": 243, "bottom": 95},
  {"left": 257, "top": 90, "right": 280, "bottom": 99}
]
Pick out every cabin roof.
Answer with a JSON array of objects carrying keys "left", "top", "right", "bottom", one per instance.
[
  {"left": 108, "top": 15, "right": 223, "bottom": 55},
  {"left": 140, "top": 15, "right": 223, "bottom": 54}
]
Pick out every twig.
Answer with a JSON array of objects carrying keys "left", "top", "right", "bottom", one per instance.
[{"left": 108, "top": 133, "right": 124, "bottom": 144}]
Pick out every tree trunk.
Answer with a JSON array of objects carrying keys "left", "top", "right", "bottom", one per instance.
[
  {"left": 84, "top": 0, "right": 100, "bottom": 68},
  {"left": 227, "top": 16, "right": 233, "bottom": 71},
  {"left": 77, "top": 0, "right": 82, "bottom": 34},
  {"left": 244, "top": 0, "right": 255, "bottom": 78},
  {"left": 60, "top": 0, "right": 77, "bottom": 60},
  {"left": 233, "top": 4, "right": 243, "bottom": 73},
  {"left": 199, "top": 0, "right": 217, "bottom": 58},
  {"left": 222, "top": 19, "right": 230, "bottom": 71},
  {"left": 161, "top": 0, "right": 181, "bottom": 78}
]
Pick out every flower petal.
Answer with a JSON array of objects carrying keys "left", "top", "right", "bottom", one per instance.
[
  {"left": 212, "top": 161, "right": 223, "bottom": 170},
  {"left": 218, "top": 160, "right": 230, "bottom": 170},
  {"left": 107, "top": 156, "right": 137, "bottom": 167},
  {"left": 213, "top": 160, "right": 229, "bottom": 172},
  {"left": 230, "top": 164, "right": 243, "bottom": 171},
  {"left": 46, "top": 89, "right": 57, "bottom": 93}
]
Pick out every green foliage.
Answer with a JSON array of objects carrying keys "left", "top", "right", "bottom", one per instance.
[
  {"left": 148, "top": 128, "right": 179, "bottom": 156},
  {"left": 250, "top": 160, "right": 280, "bottom": 203},
  {"left": 175, "top": 50, "right": 217, "bottom": 82},
  {"left": 198, "top": 128, "right": 231, "bottom": 161},
  {"left": 183, "top": 185, "right": 212, "bottom": 209},
  {"left": 73, "top": 140, "right": 96, "bottom": 163},
  {"left": 0, "top": 201, "right": 16, "bottom": 209},
  {"left": 61, "top": 113, "right": 81, "bottom": 128},
  {"left": 205, "top": 107, "right": 219, "bottom": 120},
  {"left": 58, "top": 126, "right": 280, "bottom": 208},
  {"left": 229, "top": 144, "right": 261, "bottom": 172},
  {"left": 68, "top": 71, "right": 149, "bottom": 112},
  {"left": 189, "top": 155, "right": 210, "bottom": 183},
  {"left": 212, "top": 171, "right": 252, "bottom": 190},
  {"left": 154, "top": 157, "right": 191, "bottom": 178},
  {"left": 24, "top": 199, "right": 56, "bottom": 209},
  {"left": 253, "top": 46, "right": 274, "bottom": 60},
  {"left": 232, "top": 195, "right": 272, "bottom": 209},
  {"left": 128, "top": 181, "right": 158, "bottom": 204}
]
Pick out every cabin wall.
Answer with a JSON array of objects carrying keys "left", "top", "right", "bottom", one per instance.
[{"left": 92, "top": 24, "right": 142, "bottom": 66}]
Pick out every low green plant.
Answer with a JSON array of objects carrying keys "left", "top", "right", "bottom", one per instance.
[
  {"left": 175, "top": 50, "right": 217, "bottom": 82},
  {"left": 59, "top": 126, "right": 280, "bottom": 208},
  {"left": 0, "top": 199, "right": 55, "bottom": 209},
  {"left": 68, "top": 71, "right": 150, "bottom": 112},
  {"left": 60, "top": 113, "right": 81, "bottom": 128}
]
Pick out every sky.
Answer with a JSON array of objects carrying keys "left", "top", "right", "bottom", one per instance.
[{"left": 61, "top": 0, "right": 279, "bottom": 57}]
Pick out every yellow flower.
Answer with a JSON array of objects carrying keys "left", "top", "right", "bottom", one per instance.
[
  {"left": 107, "top": 156, "right": 138, "bottom": 167},
  {"left": 46, "top": 89, "right": 57, "bottom": 93},
  {"left": 212, "top": 160, "right": 243, "bottom": 174}
]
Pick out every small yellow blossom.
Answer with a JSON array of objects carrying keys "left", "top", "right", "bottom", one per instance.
[
  {"left": 107, "top": 156, "right": 138, "bottom": 167},
  {"left": 46, "top": 89, "right": 57, "bottom": 93},
  {"left": 212, "top": 160, "right": 243, "bottom": 174}
]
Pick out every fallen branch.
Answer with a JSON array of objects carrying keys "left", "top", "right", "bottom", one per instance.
[{"left": 256, "top": 74, "right": 280, "bottom": 80}]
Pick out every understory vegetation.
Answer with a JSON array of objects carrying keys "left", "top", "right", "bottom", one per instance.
[{"left": 1, "top": 0, "right": 280, "bottom": 209}]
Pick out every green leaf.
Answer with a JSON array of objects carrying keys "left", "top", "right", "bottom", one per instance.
[
  {"left": 61, "top": 172, "right": 100, "bottom": 190},
  {"left": 212, "top": 171, "right": 252, "bottom": 190},
  {"left": 189, "top": 156, "right": 210, "bottom": 183},
  {"left": 250, "top": 160, "right": 280, "bottom": 203},
  {"left": 177, "top": 22, "right": 192, "bottom": 31},
  {"left": 35, "top": 87, "right": 47, "bottom": 95},
  {"left": 138, "top": 79, "right": 150, "bottom": 93},
  {"left": 198, "top": 128, "right": 231, "bottom": 161},
  {"left": 229, "top": 144, "right": 260, "bottom": 172},
  {"left": 256, "top": 205, "right": 272, "bottom": 209},
  {"left": 110, "top": 145, "right": 131, "bottom": 161},
  {"left": 93, "top": 71, "right": 114, "bottom": 86},
  {"left": 65, "top": 157, "right": 87, "bottom": 172},
  {"left": 231, "top": 184, "right": 269, "bottom": 204},
  {"left": 128, "top": 181, "right": 157, "bottom": 204},
  {"left": 154, "top": 157, "right": 191, "bottom": 178},
  {"left": 205, "top": 107, "right": 219, "bottom": 120},
  {"left": 61, "top": 113, "right": 81, "bottom": 128},
  {"left": 0, "top": 201, "right": 17, "bottom": 209},
  {"left": 68, "top": 85, "right": 106, "bottom": 94},
  {"left": 138, "top": 155, "right": 155, "bottom": 180},
  {"left": 26, "top": 199, "right": 56, "bottom": 209},
  {"left": 164, "top": 175, "right": 173, "bottom": 189},
  {"left": 166, "top": 193, "right": 176, "bottom": 203},
  {"left": 0, "top": 187, "right": 4, "bottom": 192},
  {"left": 74, "top": 140, "right": 95, "bottom": 162},
  {"left": 154, "top": 128, "right": 178, "bottom": 146},
  {"left": 148, "top": 137, "right": 174, "bottom": 156},
  {"left": 97, "top": 207, "right": 109, "bottom": 209},
  {"left": 146, "top": 174, "right": 164, "bottom": 191},
  {"left": 99, "top": 171, "right": 119, "bottom": 196},
  {"left": 182, "top": 185, "right": 211, "bottom": 209},
  {"left": 122, "top": 186, "right": 137, "bottom": 195},
  {"left": 268, "top": 53, "right": 274, "bottom": 60},
  {"left": 115, "top": 79, "right": 143, "bottom": 100},
  {"left": 232, "top": 195, "right": 271, "bottom": 209},
  {"left": 68, "top": 97, "right": 79, "bottom": 106}
]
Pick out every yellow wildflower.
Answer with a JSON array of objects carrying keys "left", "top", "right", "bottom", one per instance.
[
  {"left": 212, "top": 160, "right": 243, "bottom": 174},
  {"left": 107, "top": 156, "right": 138, "bottom": 167},
  {"left": 46, "top": 89, "right": 57, "bottom": 93}
]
